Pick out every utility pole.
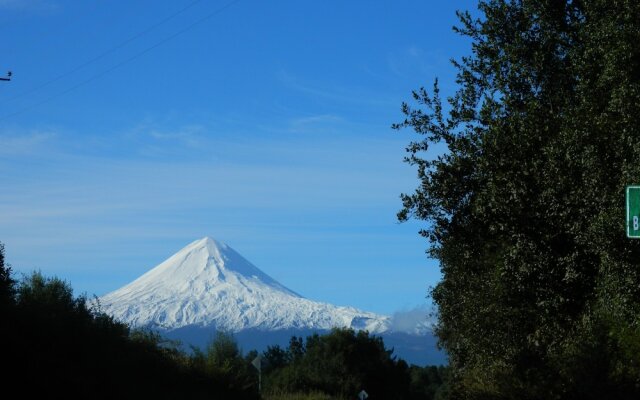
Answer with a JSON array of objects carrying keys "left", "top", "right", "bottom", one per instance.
[{"left": 0, "top": 71, "right": 12, "bottom": 81}]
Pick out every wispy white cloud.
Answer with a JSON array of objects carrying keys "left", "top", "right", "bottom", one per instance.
[
  {"left": 387, "top": 45, "right": 449, "bottom": 79},
  {"left": 0, "top": 130, "right": 56, "bottom": 155},
  {"left": 117, "top": 120, "right": 210, "bottom": 158},
  {"left": 0, "top": 119, "right": 429, "bottom": 304},
  {"left": 277, "top": 70, "right": 395, "bottom": 107},
  {"left": 287, "top": 114, "right": 344, "bottom": 134},
  {"left": 390, "top": 305, "right": 436, "bottom": 334},
  {"left": 0, "top": 117, "right": 414, "bottom": 229},
  {"left": 145, "top": 125, "right": 205, "bottom": 148}
]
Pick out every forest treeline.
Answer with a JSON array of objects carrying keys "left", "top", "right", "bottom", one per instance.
[{"left": 0, "top": 242, "right": 447, "bottom": 399}]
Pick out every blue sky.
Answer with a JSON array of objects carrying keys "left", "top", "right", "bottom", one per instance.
[{"left": 0, "top": 0, "right": 475, "bottom": 316}]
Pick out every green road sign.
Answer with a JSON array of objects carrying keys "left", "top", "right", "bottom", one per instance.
[{"left": 627, "top": 186, "right": 640, "bottom": 238}]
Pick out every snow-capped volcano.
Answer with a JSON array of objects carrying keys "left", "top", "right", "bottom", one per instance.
[{"left": 99, "top": 237, "right": 391, "bottom": 333}]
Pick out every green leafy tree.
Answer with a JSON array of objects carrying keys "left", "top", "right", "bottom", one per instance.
[
  {"left": 2, "top": 268, "right": 256, "bottom": 398},
  {"left": 395, "top": 0, "right": 640, "bottom": 398},
  {"left": 266, "top": 328, "right": 411, "bottom": 399},
  {"left": 205, "top": 331, "right": 259, "bottom": 398},
  {"left": 263, "top": 344, "right": 289, "bottom": 373},
  {"left": 0, "top": 242, "right": 15, "bottom": 312},
  {"left": 207, "top": 331, "right": 242, "bottom": 370},
  {"left": 0, "top": 244, "right": 260, "bottom": 398},
  {"left": 0, "top": 242, "right": 16, "bottom": 365},
  {"left": 287, "top": 335, "right": 306, "bottom": 362},
  {"left": 408, "top": 365, "right": 450, "bottom": 400}
]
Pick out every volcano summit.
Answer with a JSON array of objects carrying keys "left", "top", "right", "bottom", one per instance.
[
  {"left": 100, "top": 237, "right": 390, "bottom": 333},
  {"left": 99, "top": 237, "right": 444, "bottom": 365}
]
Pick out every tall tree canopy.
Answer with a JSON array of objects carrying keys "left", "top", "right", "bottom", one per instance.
[
  {"left": 0, "top": 243, "right": 13, "bottom": 302},
  {"left": 0, "top": 261, "right": 260, "bottom": 399},
  {"left": 263, "top": 328, "right": 419, "bottom": 399},
  {"left": 395, "top": 1, "right": 640, "bottom": 398}
]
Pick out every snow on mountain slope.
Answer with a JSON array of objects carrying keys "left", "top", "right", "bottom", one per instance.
[{"left": 99, "top": 237, "right": 391, "bottom": 333}]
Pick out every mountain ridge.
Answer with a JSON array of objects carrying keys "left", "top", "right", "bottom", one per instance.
[{"left": 99, "top": 237, "right": 391, "bottom": 333}]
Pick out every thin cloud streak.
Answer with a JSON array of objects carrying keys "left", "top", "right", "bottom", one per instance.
[
  {"left": 0, "top": 124, "right": 417, "bottom": 246},
  {"left": 0, "top": 131, "right": 56, "bottom": 155},
  {"left": 277, "top": 70, "right": 396, "bottom": 107}
]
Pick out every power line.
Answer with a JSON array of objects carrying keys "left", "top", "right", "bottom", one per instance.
[
  {"left": 0, "top": 0, "right": 204, "bottom": 106},
  {"left": 0, "top": 0, "right": 242, "bottom": 122}
]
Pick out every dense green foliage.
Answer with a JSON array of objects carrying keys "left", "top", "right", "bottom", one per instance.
[
  {"left": 0, "top": 244, "right": 258, "bottom": 399},
  {"left": 0, "top": 242, "right": 14, "bottom": 314},
  {"left": 262, "top": 328, "right": 449, "bottom": 400},
  {"left": 190, "top": 331, "right": 260, "bottom": 395},
  {"left": 395, "top": 0, "right": 640, "bottom": 398}
]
